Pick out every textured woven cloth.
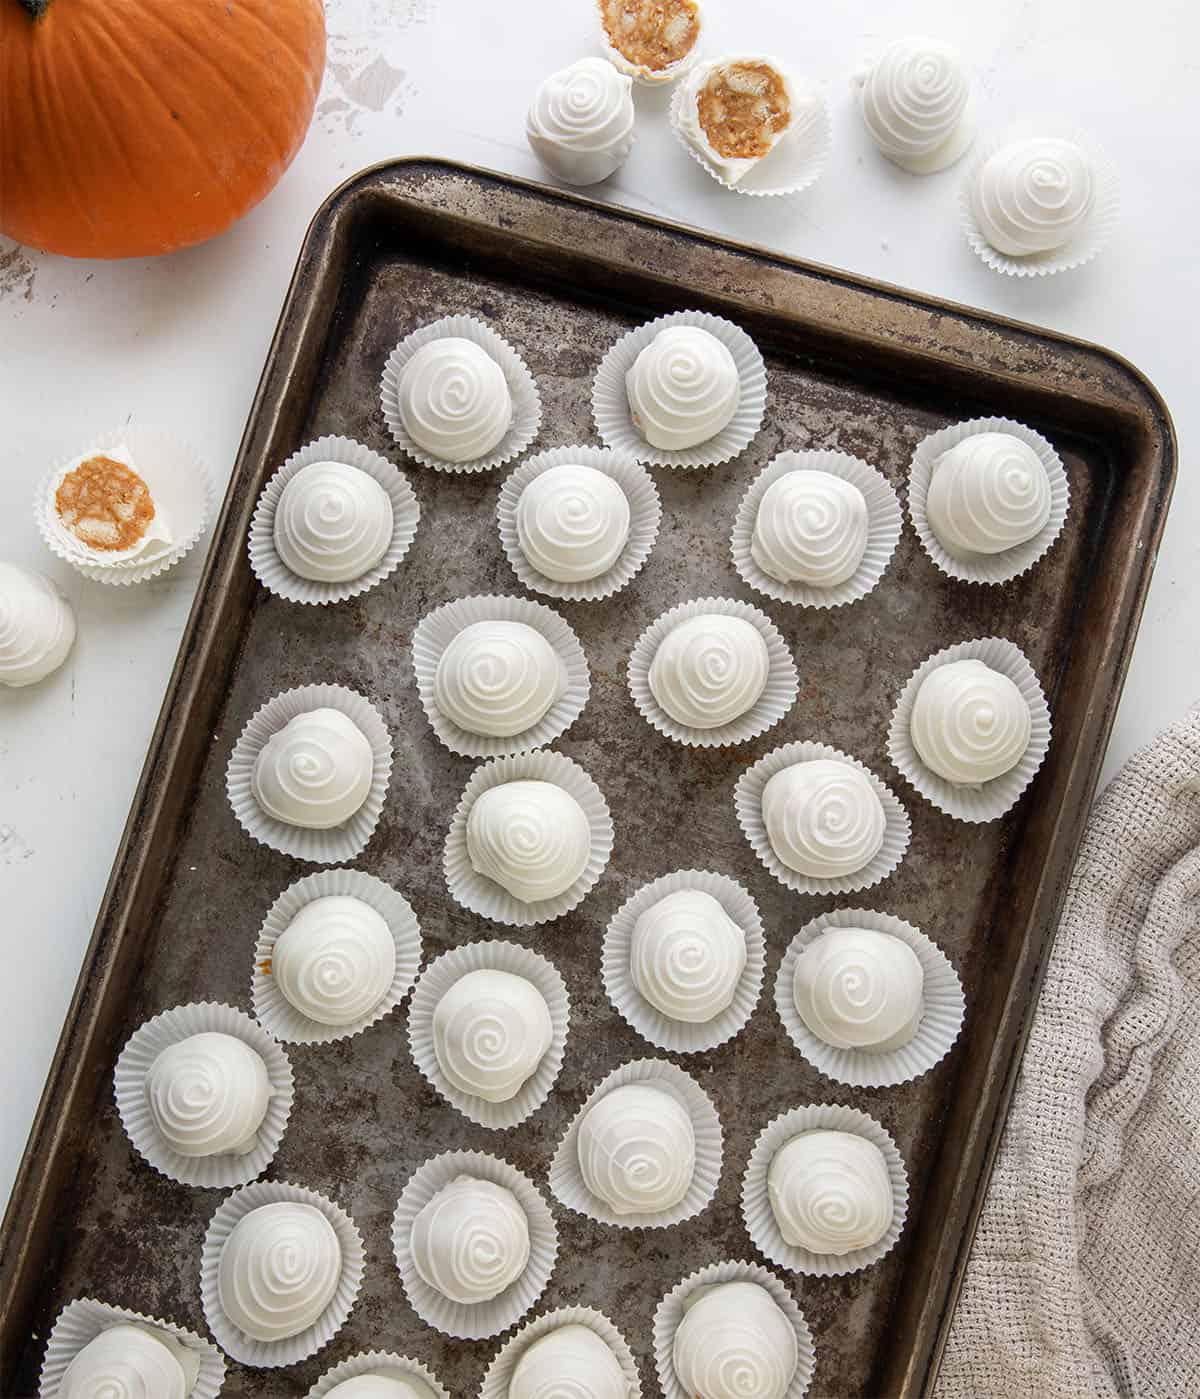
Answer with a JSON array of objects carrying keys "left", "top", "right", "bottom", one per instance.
[{"left": 937, "top": 706, "right": 1200, "bottom": 1399}]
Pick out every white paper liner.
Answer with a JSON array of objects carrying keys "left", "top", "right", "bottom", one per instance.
[
  {"left": 775, "top": 907, "right": 965, "bottom": 1088},
  {"left": 247, "top": 434, "right": 420, "bottom": 605},
  {"left": 627, "top": 596, "right": 799, "bottom": 748},
  {"left": 731, "top": 450, "right": 903, "bottom": 608},
  {"left": 200, "top": 1180, "right": 365, "bottom": 1368},
  {"left": 958, "top": 122, "right": 1120, "bottom": 277},
  {"left": 740, "top": 1103, "right": 909, "bottom": 1277},
  {"left": 592, "top": 310, "right": 767, "bottom": 469},
  {"left": 305, "top": 1349, "right": 450, "bottom": 1399},
  {"left": 602, "top": 870, "right": 765, "bottom": 1054},
  {"left": 408, "top": 939, "right": 570, "bottom": 1129},
  {"left": 496, "top": 444, "right": 662, "bottom": 602},
  {"left": 443, "top": 749, "right": 614, "bottom": 927},
  {"left": 38, "top": 1297, "right": 226, "bottom": 1399},
  {"left": 35, "top": 425, "right": 212, "bottom": 586},
  {"left": 907, "top": 415, "right": 1071, "bottom": 584},
  {"left": 411, "top": 594, "right": 590, "bottom": 759},
  {"left": 390, "top": 1149, "right": 558, "bottom": 1340},
  {"left": 380, "top": 315, "right": 542, "bottom": 473},
  {"left": 548, "top": 1058, "right": 723, "bottom": 1230},
  {"left": 480, "top": 1305, "right": 642, "bottom": 1399},
  {"left": 734, "top": 740, "right": 912, "bottom": 895},
  {"left": 886, "top": 636, "right": 1053, "bottom": 823},
  {"left": 225, "top": 683, "right": 393, "bottom": 864},
  {"left": 652, "top": 1259, "right": 815, "bottom": 1399},
  {"left": 251, "top": 868, "right": 422, "bottom": 1045},
  {"left": 113, "top": 1001, "right": 294, "bottom": 1189}
]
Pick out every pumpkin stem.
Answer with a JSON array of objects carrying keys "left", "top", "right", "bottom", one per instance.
[{"left": 18, "top": 0, "right": 50, "bottom": 16}]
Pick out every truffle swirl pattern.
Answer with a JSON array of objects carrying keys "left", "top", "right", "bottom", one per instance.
[
  {"left": 792, "top": 927, "right": 924, "bottom": 1052},
  {"left": 272, "top": 896, "right": 397, "bottom": 1027},
  {"left": 466, "top": 780, "right": 592, "bottom": 904},
  {"left": 251, "top": 708, "right": 374, "bottom": 831},
  {"left": 926, "top": 432, "right": 1052, "bottom": 556},
  {"left": 217, "top": 1202, "right": 343, "bottom": 1343},
  {"left": 672, "top": 1282, "right": 798, "bottom": 1399},
  {"left": 516, "top": 463, "right": 632, "bottom": 582},
  {"left": 625, "top": 326, "right": 740, "bottom": 451},
  {"left": 767, "top": 1131, "right": 894, "bottom": 1255},
  {"left": 526, "top": 57, "right": 636, "bottom": 186},
  {"left": 631, "top": 889, "right": 747, "bottom": 1024},
  {"left": 432, "top": 969, "right": 554, "bottom": 1104},
  {"left": 397, "top": 338, "right": 514, "bottom": 464},
  {"left": 58, "top": 1325, "right": 192, "bottom": 1399},
  {"left": 970, "top": 137, "right": 1094, "bottom": 256},
  {"left": 861, "top": 37, "right": 972, "bottom": 172},
  {"left": 751, "top": 471, "right": 869, "bottom": 586},
  {"left": 577, "top": 1084, "right": 696, "bottom": 1215},
  {"left": 145, "top": 1033, "right": 271, "bottom": 1158},
  {"left": 434, "top": 621, "right": 565, "bottom": 738},
  {"left": 910, "top": 658, "right": 1031, "bottom": 785},
  {"left": 507, "top": 1324, "right": 629, "bottom": 1399},
  {"left": 272, "top": 461, "right": 394, "bottom": 584},
  {"left": 0, "top": 562, "right": 75, "bottom": 687},
  {"left": 762, "top": 760, "right": 886, "bottom": 878},
  {"left": 410, "top": 1176, "right": 531, "bottom": 1305},
  {"left": 648, "top": 614, "right": 770, "bottom": 730}
]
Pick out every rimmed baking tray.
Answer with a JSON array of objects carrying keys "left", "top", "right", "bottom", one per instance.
[{"left": 0, "top": 160, "right": 1174, "bottom": 1397}]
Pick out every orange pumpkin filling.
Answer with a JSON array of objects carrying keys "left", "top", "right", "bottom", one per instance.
[
  {"left": 599, "top": 0, "right": 700, "bottom": 72},
  {"left": 54, "top": 455, "right": 156, "bottom": 552},
  {"left": 697, "top": 61, "right": 791, "bottom": 160}
]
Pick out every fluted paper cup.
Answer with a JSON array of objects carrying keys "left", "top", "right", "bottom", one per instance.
[
  {"left": 497, "top": 444, "right": 662, "bottom": 602},
  {"left": 380, "top": 315, "right": 542, "bottom": 473},
  {"left": 114, "top": 1001, "right": 293, "bottom": 1189},
  {"left": 305, "top": 1350, "right": 449, "bottom": 1399},
  {"left": 411, "top": 594, "right": 590, "bottom": 759},
  {"left": 548, "top": 1058, "right": 723, "bottom": 1230},
  {"left": 408, "top": 939, "right": 569, "bottom": 1129},
  {"left": 251, "top": 868, "right": 422, "bottom": 1045},
  {"left": 887, "top": 636, "right": 1052, "bottom": 822},
  {"left": 592, "top": 310, "right": 767, "bottom": 469},
  {"left": 627, "top": 596, "right": 799, "bottom": 748},
  {"left": 481, "top": 1305, "right": 642, "bottom": 1399},
  {"left": 391, "top": 1149, "right": 558, "bottom": 1340},
  {"left": 731, "top": 450, "right": 902, "bottom": 608},
  {"left": 200, "top": 1180, "right": 364, "bottom": 1368},
  {"left": 735, "top": 739, "right": 912, "bottom": 895},
  {"left": 602, "top": 869, "right": 765, "bottom": 1053},
  {"left": 225, "top": 683, "right": 392, "bottom": 863}
]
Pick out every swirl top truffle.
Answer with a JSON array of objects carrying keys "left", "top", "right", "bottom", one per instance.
[
  {"left": 252, "top": 708, "right": 374, "bottom": 830},
  {"left": 272, "top": 895, "right": 397, "bottom": 1027},
  {"left": 0, "top": 562, "right": 75, "bottom": 688},
  {"left": 926, "top": 432, "right": 1051, "bottom": 558},
  {"left": 434, "top": 620, "right": 565, "bottom": 739},
  {"left": 410, "top": 1175, "right": 531, "bottom": 1305},
  {"left": 145, "top": 1031, "right": 272, "bottom": 1158},
  {"left": 466, "top": 779, "right": 591, "bottom": 904},
  {"left": 625, "top": 326, "right": 740, "bottom": 450},
  {"left": 860, "top": 37, "right": 973, "bottom": 173},
  {"left": 762, "top": 759, "right": 886, "bottom": 879},
  {"left": 58, "top": 1323, "right": 201, "bottom": 1399},
  {"left": 397, "top": 337, "right": 513, "bottom": 464},
  {"left": 432, "top": 968, "right": 553, "bottom": 1104},
  {"left": 273, "top": 460, "right": 394, "bottom": 584},
  {"left": 527, "top": 57, "right": 635, "bottom": 186},
  {"left": 767, "top": 1129, "right": 894, "bottom": 1255},
  {"left": 910, "top": 658, "right": 1032, "bottom": 786},
  {"left": 217, "top": 1200, "right": 342, "bottom": 1341},
  {"left": 793, "top": 926, "right": 924, "bottom": 1052},
  {"left": 516, "top": 463, "right": 632, "bottom": 582},
  {"left": 509, "top": 1323, "right": 629, "bottom": 1399},
  {"left": 577, "top": 1082, "right": 695, "bottom": 1215},
  {"left": 631, "top": 888, "right": 747, "bottom": 1024},
  {"left": 970, "top": 137, "right": 1095, "bottom": 256},
  {"left": 751, "top": 471, "right": 869, "bottom": 587},
  {"left": 648, "top": 613, "right": 769, "bottom": 730},
  {"left": 672, "top": 1280, "right": 798, "bottom": 1399}
]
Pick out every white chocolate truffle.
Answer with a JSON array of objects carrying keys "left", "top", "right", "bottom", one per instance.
[
  {"left": 410, "top": 1175, "right": 531, "bottom": 1305},
  {"left": 577, "top": 1083, "right": 695, "bottom": 1215},
  {"left": 432, "top": 968, "right": 553, "bottom": 1103},
  {"left": 648, "top": 614, "right": 769, "bottom": 730},
  {"left": 910, "top": 659, "right": 1031, "bottom": 785},
  {"left": 466, "top": 780, "right": 591, "bottom": 903},
  {"left": 251, "top": 707, "right": 374, "bottom": 830},
  {"left": 0, "top": 562, "right": 75, "bottom": 687},
  {"left": 860, "top": 37, "right": 973, "bottom": 174},
  {"left": 599, "top": 0, "right": 702, "bottom": 84},
  {"left": 762, "top": 760, "right": 886, "bottom": 879},
  {"left": 793, "top": 927, "right": 924, "bottom": 1051},
  {"left": 145, "top": 1032, "right": 271, "bottom": 1158},
  {"left": 625, "top": 326, "right": 739, "bottom": 451},
  {"left": 272, "top": 895, "right": 397, "bottom": 1026},
  {"left": 509, "top": 1323, "right": 628, "bottom": 1399},
  {"left": 672, "top": 1281, "right": 798, "bottom": 1399},
  {"left": 273, "top": 461, "right": 393, "bottom": 583},
  {"left": 397, "top": 338, "right": 513, "bottom": 464},
  {"left": 59, "top": 1323, "right": 200, "bottom": 1399},
  {"left": 926, "top": 432, "right": 1052, "bottom": 557},
  {"left": 526, "top": 58, "right": 635, "bottom": 186},
  {"left": 970, "top": 137, "right": 1095, "bottom": 256},
  {"left": 433, "top": 621, "right": 565, "bottom": 738},
  {"left": 49, "top": 443, "right": 173, "bottom": 564},
  {"left": 217, "top": 1201, "right": 342, "bottom": 1342},
  {"left": 630, "top": 889, "right": 747, "bottom": 1024},
  {"left": 751, "top": 471, "right": 869, "bottom": 587},
  {"left": 767, "top": 1130, "right": 893, "bottom": 1255},
  {"left": 676, "top": 56, "right": 803, "bottom": 185},
  {"left": 516, "top": 464, "right": 632, "bottom": 582},
  {"left": 326, "top": 1377, "right": 432, "bottom": 1399}
]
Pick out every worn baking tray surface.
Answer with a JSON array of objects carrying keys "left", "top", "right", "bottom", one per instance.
[{"left": 0, "top": 161, "right": 1173, "bottom": 1398}]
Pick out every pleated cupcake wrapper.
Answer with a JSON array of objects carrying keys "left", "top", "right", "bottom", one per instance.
[
  {"left": 496, "top": 444, "right": 662, "bottom": 602},
  {"left": 305, "top": 1349, "right": 449, "bottom": 1399},
  {"left": 35, "top": 425, "right": 212, "bottom": 586},
  {"left": 391, "top": 1149, "right": 558, "bottom": 1340},
  {"left": 443, "top": 749, "right": 614, "bottom": 927},
  {"left": 886, "top": 636, "right": 1052, "bottom": 823},
  {"left": 247, "top": 435, "right": 420, "bottom": 606},
  {"left": 907, "top": 415, "right": 1070, "bottom": 584},
  {"left": 735, "top": 739, "right": 912, "bottom": 895},
  {"left": 251, "top": 868, "right": 422, "bottom": 1045},
  {"left": 958, "top": 122, "right": 1120, "bottom": 278},
  {"left": 548, "top": 1057, "right": 723, "bottom": 1230},
  {"left": 113, "top": 1001, "right": 294, "bottom": 1190},
  {"left": 380, "top": 315, "right": 542, "bottom": 474},
  {"left": 627, "top": 596, "right": 799, "bottom": 748},
  {"left": 602, "top": 869, "right": 765, "bottom": 1054},
  {"left": 200, "top": 1179, "right": 364, "bottom": 1368},
  {"left": 408, "top": 939, "right": 570, "bottom": 1129},
  {"left": 411, "top": 594, "right": 590, "bottom": 759},
  {"left": 775, "top": 907, "right": 966, "bottom": 1088},
  {"left": 225, "top": 683, "right": 393, "bottom": 864},
  {"left": 740, "top": 1103, "right": 909, "bottom": 1278},
  {"left": 731, "top": 450, "right": 903, "bottom": 608},
  {"left": 480, "top": 1305, "right": 643, "bottom": 1399},
  {"left": 652, "top": 1259, "right": 815, "bottom": 1399},
  {"left": 38, "top": 1298, "right": 226, "bottom": 1399},
  {"left": 591, "top": 310, "right": 767, "bottom": 469}
]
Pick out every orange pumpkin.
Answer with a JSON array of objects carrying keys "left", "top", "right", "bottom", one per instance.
[{"left": 0, "top": 0, "right": 326, "bottom": 258}]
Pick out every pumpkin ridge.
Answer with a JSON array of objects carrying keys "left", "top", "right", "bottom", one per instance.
[
  {"left": 29, "top": 24, "right": 103, "bottom": 240},
  {"left": 209, "top": 0, "right": 326, "bottom": 98}
]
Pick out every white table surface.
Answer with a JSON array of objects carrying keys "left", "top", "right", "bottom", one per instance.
[{"left": 1, "top": 0, "right": 1195, "bottom": 1210}]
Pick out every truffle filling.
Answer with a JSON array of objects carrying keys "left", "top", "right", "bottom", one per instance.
[
  {"left": 697, "top": 61, "right": 791, "bottom": 160},
  {"left": 55, "top": 455, "right": 156, "bottom": 551},
  {"left": 599, "top": 0, "right": 700, "bottom": 73}
]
